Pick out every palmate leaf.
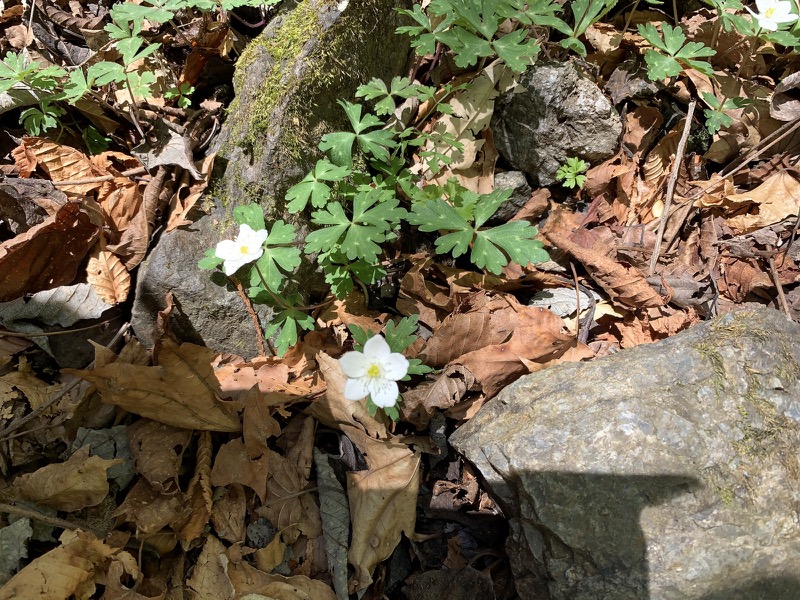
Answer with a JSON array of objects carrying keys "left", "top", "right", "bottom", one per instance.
[
  {"left": 436, "top": 27, "right": 495, "bottom": 68},
  {"left": 266, "top": 308, "right": 314, "bottom": 357},
  {"left": 286, "top": 158, "right": 350, "bottom": 213},
  {"left": 474, "top": 221, "right": 548, "bottom": 274},
  {"left": 493, "top": 30, "right": 540, "bottom": 72},
  {"left": 250, "top": 221, "right": 300, "bottom": 292},
  {"left": 319, "top": 101, "right": 396, "bottom": 166}
]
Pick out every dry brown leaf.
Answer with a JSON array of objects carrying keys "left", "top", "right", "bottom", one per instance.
[
  {"left": 113, "top": 479, "right": 186, "bottom": 537},
  {"left": 211, "top": 483, "right": 247, "bottom": 544},
  {"left": 0, "top": 202, "right": 99, "bottom": 302},
  {"left": 0, "top": 356, "right": 63, "bottom": 411},
  {"left": 724, "top": 170, "right": 800, "bottom": 232},
  {"left": 211, "top": 437, "right": 270, "bottom": 501},
  {"left": 17, "top": 138, "right": 106, "bottom": 196},
  {"left": 10, "top": 143, "right": 36, "bottom": 177},
  {"left": 64, "top": 339, "right": 242, "bottom": 432},
  {"left": 228, "top": 560, "right": 336, "bottom": 600},
  {"left": 186, "top": 535, "right": 235, "bottom": 600},
  {"left": 14, "top": 446, "right": 121, "bottom": 511},
  {"left": 623, "top": 106, "right": 663, "bottom": 157},
  {"left": 457, "top": 305, "right": 588, "bottom": 397},
  {"left": 176, "top": 430, "right": 213, "bottom": 547},
  {"left": 643, "top": 128, "right": 679, "bottom": 182},
  {"left": 544, "top": 209, "right": 664, "bottom": 309},
  {"left": 260, "top": 418, "right": 320, "bottom": 544},
  {"left": 345, "top": 428, "right": 420, "bottom": 593},
  {"left": 401, "top": 364, "right": 476, "bottom": 428},
  {"left": 104, "top": 552, "right": 166, "bottom": 600},
  {"left": 127, "top": 420, "right": 191, "bottom": 492},
  {"left": 0, "top": 530, "right": 118, "bottom": 600},
  {"left": 165, "top": 153, "right": 216, "bottom": 232},
  {"left": 86, "top": 246, "right": 131, "bottom": 305}
]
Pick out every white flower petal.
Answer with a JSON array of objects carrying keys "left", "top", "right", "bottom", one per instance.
[
  {"left": 344, "top": 377, "right": 370, "bottom": 401},
  {"left": 364, "top": 334, "right": 391, "bottom": 360},
  {"left": 339, "top": 351, "right": 370, "bottom": 378},
  {"left": 381, "top": 353, "right": 409, "bottom": 380},
  {"left": 369, "top": 379, "right": 399, "bottom": 408},
  {"left": 215, "top": 239, "right": 238, "bottom": 261}
]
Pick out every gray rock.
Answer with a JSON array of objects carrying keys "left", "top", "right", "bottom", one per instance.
[
  {"left": 132, "top": 0, "right": 411, "bottom": 356},
  {"left": 490, "top": 171, "right": 531, "bottom": 223},
  {"left": 451, "top": 307, "right": 800, "bottom": 599},
  {"left": 492, "top": 62, "right": 621, "bottom": 186}
]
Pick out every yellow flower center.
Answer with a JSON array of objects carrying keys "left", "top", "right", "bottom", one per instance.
[
  {"left": 367, "top": 364, "right": 381, "bottom": 378},
  {"left": 240, "top": 245, "right": 251, "bottom": 254},
  {"left": 765, "top": 7, "right": 775, "bottom": 17}
]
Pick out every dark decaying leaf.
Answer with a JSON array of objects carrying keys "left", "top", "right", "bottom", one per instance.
[{"left": 0, "top": 202, "right": 99, "bottom": 302}]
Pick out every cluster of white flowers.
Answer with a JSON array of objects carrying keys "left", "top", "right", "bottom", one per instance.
[
  {"left": 339, "top": 335, "right": 409, "bottom": 408},
  {"left": 214, "top": 224, "right": 269, "bottom": 276},
  {"left": 747, "top": 0, "right": 798, "bottom": 30}
]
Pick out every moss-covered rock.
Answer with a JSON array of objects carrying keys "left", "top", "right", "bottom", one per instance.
[{"left": 131, "top": 0, "right": 411, "bottom": 358}]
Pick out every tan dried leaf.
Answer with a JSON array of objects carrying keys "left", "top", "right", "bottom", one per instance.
[
  {"left": 228, "top": 561, "right": 336, "bottom": 600},
  {"left": 345, "top": 429, "right": 420, "bottom": 593},
  {"left": 262, "top": 447, "right": 321, "bottom": 544},
  {"left": 86, "top": 247, "right": 131, "bottom": 305},
  {"left": 643, "top": 129, "right": 679, "bottom": 182},
  {"left": 19, "top": 138, "right": 106, "bottom": 196},
  {"left": 0, "top": 530, "right": 118, "bottom": 600},
  {"left": 186, "top": 535, "right": 235, "bottom": 600},
  {"left": 64, "top": 340, "right": 241, "bottom": 432},
  {"left": 14, "top": 446, "right": 121, "bottom": 511}
]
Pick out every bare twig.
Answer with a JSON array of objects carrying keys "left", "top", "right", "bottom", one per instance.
[
  {"left": 231, "top": 275, "right": 268, "bottom": 357},
  {"left": 649, "top": 100, "right": 696, "bottom": 276},
  {"left": 0, "top": 502, "right": 81, "bottom": 531},
  {"left": 768, "top": 254, "right": 792, "bottom": 317}
]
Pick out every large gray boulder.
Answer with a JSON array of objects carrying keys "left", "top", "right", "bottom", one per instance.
[
  {"left": 451, "top": 306, "right": 800, "bottom": 599},
  {"left": 492, "top": 61, "right": 621, "bottom": 186},
  {"left": 132, "top": 0, "right": 411, "bottom": 357}
]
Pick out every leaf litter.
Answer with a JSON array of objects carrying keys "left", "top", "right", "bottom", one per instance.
[{"left": 1, "top": 2, "right": 800, "bottom": 599}]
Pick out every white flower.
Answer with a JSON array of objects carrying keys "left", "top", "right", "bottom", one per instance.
[
  {"left": 339, "top": 335, "right": 410, "bottom": 408},
  {"left": 746, "top": 0, "right": 798, "bottom": 30},
  {"left": 214, "top": 224, "right": 269, "bottom": 276}
]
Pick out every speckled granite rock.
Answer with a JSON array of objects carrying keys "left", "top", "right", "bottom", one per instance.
[
  {"left": 451, "top": 306, "right": 800, "bottom": 599},
  {"left": 492, "top": 61, "right": 621, "bottom": 186}
]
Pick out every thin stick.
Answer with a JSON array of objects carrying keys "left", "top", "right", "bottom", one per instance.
[
  {"left": 231, "top": 275, "right": 269, "bottom": 357},
  {"left": 570, "top": 263, "right": 581, "bottom": 339},
  {"left": 0, "top": 502, "right": 81, "bottom": 531},
  {"left": 768, "top": 255, "right": 792, "bottom": 317},
  {"left": 0, "top": 323, "right": 131, "bottom": 443},
  {"left": 649, "top": 100, "right": 696, "bottom": 276}
]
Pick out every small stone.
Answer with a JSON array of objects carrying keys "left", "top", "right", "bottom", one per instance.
[{"left": 492, "top": 62, "right": 622, "bottom": 186}]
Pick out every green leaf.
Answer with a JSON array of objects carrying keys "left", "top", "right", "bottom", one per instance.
[
  {"left": 266, "top": 310, "right": 314, "bottom": 357},
  {"left": 250, "top": 221, "right": 300, "bottom": 293},
  {"left": 408, "top": 199, "right": 473, "bottom": 258},
  {"left": 492, "top": 30, "right": 540, "bottom": 72},
  {"left": 286, "top": 158, "right": 350, "bottom": 213},
  {"left": 436, "top": 26, "right": 495, "bottom": 68},
  {"left": 318, "top": 131, "right": 357, "bottom": 167},
  {"left": 473, "top": 188, "right": 513, "bottom": 227},
  {"left": 233, "top": 204, "right": 266, "bottom": 231},
  {"left": 643, "top": 50, "right": 682, "bottom": 80},
  {"left": 383, "top": 315, "right": 422, "bottom": 353},
  {"left": 88, "top": 61, "right": 126, "bottom": 86},
  {"left": 21, "top": 102, "right": 65, "bottom": 135},
  {"left": 198, "top": 248, "right": 224, "bottom": 270},
  {"left": 473, "top": 221, "right": 548, "bottom": 274}
]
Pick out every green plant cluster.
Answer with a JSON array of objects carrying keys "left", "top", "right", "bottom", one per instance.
[
  {"left": 1, "top": 0, "right": 278, "bottom": 139},
  {"left": 202, "top": 0, "right": 800, "bottom": 367}
]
